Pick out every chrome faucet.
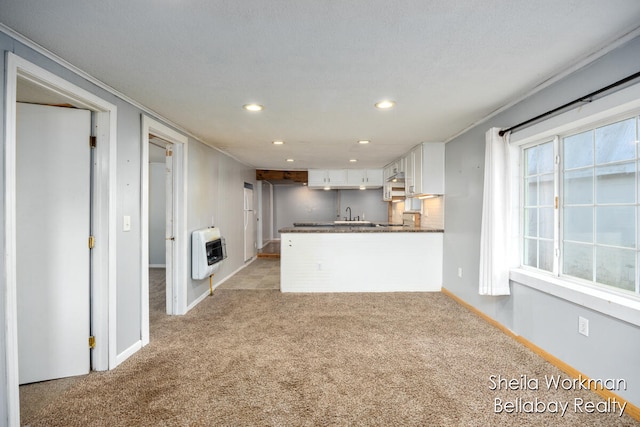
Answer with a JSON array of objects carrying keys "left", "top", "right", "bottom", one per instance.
[{"left": 345, "top": 206, "right": 352, "bottom": 221}]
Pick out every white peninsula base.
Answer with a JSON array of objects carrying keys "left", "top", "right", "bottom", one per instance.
[{"left": 280, "top": 231, "right": 443, "bottom": 293}]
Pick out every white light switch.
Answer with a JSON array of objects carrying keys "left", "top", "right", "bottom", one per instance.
[{"left": 123, "top": 215, "right": 131, "bottom": 232}]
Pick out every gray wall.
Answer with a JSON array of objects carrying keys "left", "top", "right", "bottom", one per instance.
[
  {"left": 272, "top": 185, "right": 388, "bottom": 236},
  {"left": 0, "top": 29, "right": 256, "bottom": 424},
  {"left": 444, "top": 36, "right": 640, "bottom": 407},
  {"left": 186, "top": 139, "right": 255, "bottom": 304}
]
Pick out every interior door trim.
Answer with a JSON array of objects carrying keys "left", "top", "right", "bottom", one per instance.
[{"left": 4, "top": 52, "right": 118, "bottom": 426}]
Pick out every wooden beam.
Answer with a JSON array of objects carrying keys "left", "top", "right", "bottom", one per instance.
[{"left": 256, "top": 170, "right": 308, "bottom": 183}]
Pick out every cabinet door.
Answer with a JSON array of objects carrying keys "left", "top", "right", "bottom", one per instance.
[
  {"left": 405, "top": 152, "right": 414, "bottom": 196},
  {"left": 308, "top": 169, "right": 328, "bottom": 187},
  {"left": 327, "top": 169, "right": 347, "bottom": 185},
  {"left": 365, "top": 169, "right": 383, "bottom": 186},
  {"left": 347, "top": 169, "right": 366, "bottom": 186},
  {"left": 421, "top": 142, "right": 445, "bottom": 194},
  {"left": 412, "top": 144, "right": 424, "bottom": 195}
]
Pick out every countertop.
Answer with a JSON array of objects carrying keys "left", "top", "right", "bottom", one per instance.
[{"left": 279, "top": 222, "right": 444, "bottom": 233}]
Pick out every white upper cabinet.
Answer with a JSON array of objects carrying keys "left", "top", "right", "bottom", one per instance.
[
  {"left": 405, "top": 142, "right": 444, "bottom": 197},
  {"left": 308, "top": 169, "right": 347, "bottom": 187},
  {"left": 347, "top": 169, "right": 383, "bottom": 187},
  {"left": 309, "top": 169, "right": 382, "bottom": 189}
]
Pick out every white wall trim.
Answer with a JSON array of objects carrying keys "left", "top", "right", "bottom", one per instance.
[
  {"left": 141, "top": 115, "right": 189, "bottom": 343},
  {"left": 511, "top": 269, "right": 640, "bottom": 327},
  {"left": 186, "top": 258, "right": 258, "bottom": 311},
  {"left": 115, "top": 340, "right": 143, "bottom": 366},
  {"left": 149, "top": 264, "right": 167, "bottom": 268},
  {"left": 4, "top": 52, "right": 117, "bottom": 426}
]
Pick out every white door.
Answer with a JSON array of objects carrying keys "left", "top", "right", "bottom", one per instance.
[
  {"left": 244, "top": 186, "right": 256, "bottom": 261},
  {"left": 16, "top": 102, "right": 91, "bottom": 384},
  {"left": 164, "top": 143, "right": 174, "bottom": 313}
]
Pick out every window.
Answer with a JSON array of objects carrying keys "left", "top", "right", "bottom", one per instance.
[{"left": 521, "top": 116, "right": 639, "bottom": 296}]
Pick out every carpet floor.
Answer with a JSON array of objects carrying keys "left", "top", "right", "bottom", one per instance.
[{"left": 20, "top": 259, "right": 639, "bottom": 426}]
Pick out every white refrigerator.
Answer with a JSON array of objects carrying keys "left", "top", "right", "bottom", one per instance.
[{"left": 243, "top": 186, "right": 256, "bottom": 261}]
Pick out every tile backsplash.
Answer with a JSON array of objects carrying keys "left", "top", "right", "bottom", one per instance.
[{"left": 390, "top": 196, "right": 444, "bottom": 229}]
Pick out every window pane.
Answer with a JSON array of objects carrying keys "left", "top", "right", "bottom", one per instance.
[
  {"left": 525, "top": 177, "right": 537, "bottom": 206},
  {"left": 539, "top": 207, "right": 554, "bottom": 239},
  {"left": 596, "top": 206, "right": 635, "bottom": 248},
  {"left": 596, "top": 246, "right": 635, "bottom": 291},
  {"left": 564, "top": 131, "right": 593, "bottom": 169},
  {"left": 538, "top": 141, "right": 554, "bottom": 174},
  {"left": 539, "top": 173, "right": 554, "bottom": 206},
  {"left": 539, "top": 240, "right": 554, "bottom": 272},
  {"left": 564, "top": 168, "right": 593, "bottom": 205},
  {"left": 596, "top": 162, "right": 635, "bottom": 204},
  {"left": 525, "top": 147, "right": 538, "bottom": 175},
  {"left": 524, "top": 208, "right": 537, "bottom": 237},
  {"left": 524, "top": 238, "right": 537, "bottom": 268},
  {"left": 595, "top": 118, "right": 636, "bottom": 164},
  {"left": 564, "top": 206, "right": 593, "bottom": 243},
  {"left": 563, "top": 242, "right": 593, "bottom": 281}
]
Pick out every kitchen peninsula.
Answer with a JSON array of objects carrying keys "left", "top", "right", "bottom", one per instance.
[{"left": 279, "top": 223, "right": 443, "bottom": 292}]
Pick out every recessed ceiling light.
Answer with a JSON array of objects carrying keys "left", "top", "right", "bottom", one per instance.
[
  {"left": 349, "top": 159, "right": 358, "bottom": 163},
  {"left": 358, "top": 140, "right": 370, "bottom": 144},
  {"left": 286, "top": 158, "right": 294, "bottom": 162},
  {"left": 243, "top": 104, "right": 264, "bottom": 111},
  {"left": 272, "top": 140, "right": 284, "bottom": 145},
  {"left": 375, "top": 100, "right": 396, "bottom": 109},
  {"left": 359, "top": 186, "right": 366, "bottom": 190}
]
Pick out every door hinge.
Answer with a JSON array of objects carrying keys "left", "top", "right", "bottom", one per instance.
[
  {"left": 555, "top": 196, "right": 559, "bottom": 209},
  {"left": 166, "top": 148, "right": 173, "bottom": 157},
  {"left": 88, "top": 235, "right": 95, "bottom": 249},
  {"left": 90, "top": 136, "right": 97, "bottom": 148},
  {"left": 89, "top": 336, "right": 96, "bottom": 349}
]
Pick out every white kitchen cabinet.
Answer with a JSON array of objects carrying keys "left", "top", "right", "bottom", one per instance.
[
  {"left": 309, "top": 168, "right": 382, "bottom": 189},
  {"left": 405, "top": 142, "right": 444, "bottom": 197},
  {"left": 308, "top": 169, "right": 347, "bottom": 188},
  {"left": 347, "top": 169, "right": 383, "bottom": 187}
]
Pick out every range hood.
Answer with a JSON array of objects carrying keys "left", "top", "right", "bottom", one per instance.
[{"left": 386, "top": 171, "right": 405, "bottom": 183}]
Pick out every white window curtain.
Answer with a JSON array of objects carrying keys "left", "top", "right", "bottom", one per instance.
[{"left": 479, "top": 127, "right": 513, "bottom": 296}]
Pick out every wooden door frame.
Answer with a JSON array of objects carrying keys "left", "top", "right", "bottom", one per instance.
[
  {"left": 141, "top": 115, "right": 188, "bottom": 334},
  {"left": 3, "top": 52, "right": 117, "bottom": 425}
]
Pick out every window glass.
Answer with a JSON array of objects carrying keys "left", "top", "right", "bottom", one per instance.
[
  {"left": 523, "top": 238, "right": 537, "bottom": 268},
  {"left": 539, "top": 240, "right": 554, "bottom": 272},
  {"left": 563, "top": 242, "right": 593, "bottom": 281},
  {"left": 595, "top": 246, "right": 635, "bottom": 291},
  {"left": 539, "top": 173, "right": 554, "bottom": 206},
  {"left": 564, "top": 206, "right": 593, "bottom": 243},
  {"left": 564, "top": 168, "right": 593, "bottom": 205},
  {"left": 564, "top": 131, "right": 593, "bottom": 169},
  {"left": 595, "top": 206, "right": 635, "bottom": 248},
  {"left": 595, "top": 118, "right": 636, "bottom": 164},
  {"left": 596, "top": 162, "right": 635, "bottom": 204}
]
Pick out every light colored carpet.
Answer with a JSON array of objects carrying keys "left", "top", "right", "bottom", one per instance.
[{"left": 20, "top": 266, "right": 639, "bottom": 426}]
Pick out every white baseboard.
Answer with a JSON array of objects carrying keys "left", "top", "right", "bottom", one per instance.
[
  {"left": 115, "top": 340, "right": 143, "bottom": 367},
  {"left": 186, "top": 259, "right": 257, "bottom": 312}
]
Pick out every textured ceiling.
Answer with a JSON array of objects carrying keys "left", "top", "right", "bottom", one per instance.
[{"left": 2, "top": 1, "right": 640, "bottom": 169}]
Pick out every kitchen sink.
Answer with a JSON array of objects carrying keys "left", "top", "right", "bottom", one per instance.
[{"left": 333, "top": 220, "right": 378, "bottom": 227}]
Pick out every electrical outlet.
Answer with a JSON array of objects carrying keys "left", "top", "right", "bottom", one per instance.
[
  {"left": 458, "top": 267, "right": 463, "bottom": 278},
  {"left": 578, "top": 316, "right": 589, "bottom": 337}
]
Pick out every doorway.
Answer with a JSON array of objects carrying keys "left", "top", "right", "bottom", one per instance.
[
  {"left": 244, "top": 183, "right": 256, "bottom": 262},
  {"left": 148, "top": 136, "right": 173, "bottom": 324},
  {"left": 141, "top": 115, "right": 188, "bottom": 342},
  {"left": 5, "top": 53, "right": 117, "bottom": 425}
]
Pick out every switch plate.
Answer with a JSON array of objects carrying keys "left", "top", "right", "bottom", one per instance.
[
  {"left": 578, "top": 316, "right": 589, "bottom": 337},
  {"left": 123, "top": 215, "right": 131, "bottom": 232},
  {"left": 458, "top": 267, "right": 463, "bottom": 278}
]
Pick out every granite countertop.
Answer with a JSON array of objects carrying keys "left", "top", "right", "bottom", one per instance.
[{"left": 280, "top": 222, "right": 444, "bottom": 233}]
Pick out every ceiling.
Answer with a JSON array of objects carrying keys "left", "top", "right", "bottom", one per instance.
[{"left": 3, "top": 1, "right": 640, "bottom": 170}]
